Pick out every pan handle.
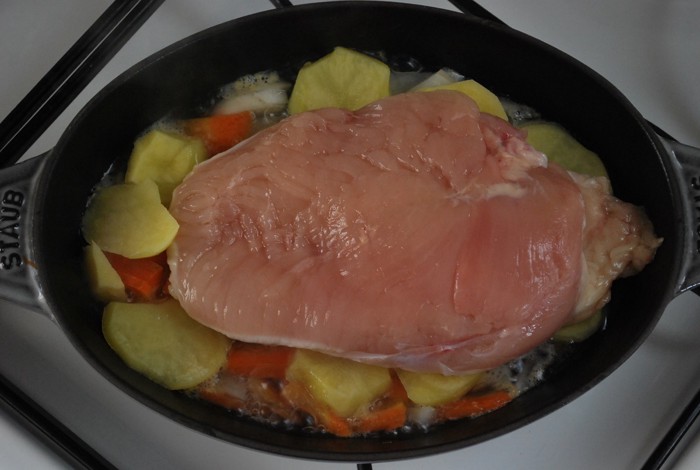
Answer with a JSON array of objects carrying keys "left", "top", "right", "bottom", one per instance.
[
  {"left": 662, "top": 138, "right": 700, "bottom": 294},
  {"left": 0, "top": 154, "right": 50, "bottom": 316},
  {"left": 269, "top": 0, "right": 293, "bottom": 9}
]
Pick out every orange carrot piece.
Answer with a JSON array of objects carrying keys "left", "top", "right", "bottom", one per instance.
[
  {"left": 438, "top": 390, "right": 514, "bottom": 421},
  {"left": 387, "top": 371, "right": 409, "bottom": 402},
  {"left": 226, "top": 343, "right": 294, "bottom": 380},
  {"left": 352, "top": 374, "right": 409, "bottom": 434},
  {"left": 317, "top": 408, "right": 353, "bottom": 437},
  {"left": 197, "top": 387, "right": 246, "bottom": 411},
  {"left": 104, "top": 251, "right": 169, "bottom": 301},
  {"left": 183, "top": 112, "right": 253, "bottom": 155},
  {"left": 355, "top": 401, "right": 407, "bottom": 434}
]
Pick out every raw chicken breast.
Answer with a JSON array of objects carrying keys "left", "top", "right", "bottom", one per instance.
[{"left": 168, "top": 90, "right": 659, "bottom": 374}]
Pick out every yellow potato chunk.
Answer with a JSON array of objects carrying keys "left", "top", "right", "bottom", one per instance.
[
  {"left": 84, "top": 242, "right": 126, "bottom": 302},
  {"left": 522, "top": 122, "right": 608, "bottom": 177},
  {"left": 553, "top": 310, "right": 604, "bottom": 343},
  {"left": 286, "top": 349, "right": 392, "bottom": 417},
  {"left": 418, "top": 79, "right": 508, "bottom": 120},
  {"left": 288, "top": 46, "right": 391, "bottom": 114},
  {"left": 83, "top": 179, "right": 179, "bottom": 259},
  {"left": 103, "top": 299, "right": 230, "bottom": 390},
  {"left": 125, "top": 129, "right": 207, "bottom": 205},
  {"left": 396, "top": 369, "right": 482, "bottom": 407}
]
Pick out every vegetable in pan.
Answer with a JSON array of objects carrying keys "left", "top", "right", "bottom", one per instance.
[
  {"left": 83, "top": 179, "right": 178, "bottom": 258},
  {"left": 82, "top": 47, "right": 660, "bottom": 436}
]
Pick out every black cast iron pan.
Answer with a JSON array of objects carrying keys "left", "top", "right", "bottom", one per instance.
[{"left": 1, "top": 1, "right": 700, "bottom": 463}]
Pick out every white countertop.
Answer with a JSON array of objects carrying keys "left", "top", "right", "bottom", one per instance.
[{"left": 1, "top": 1, "right": 699, "bottom": 469}]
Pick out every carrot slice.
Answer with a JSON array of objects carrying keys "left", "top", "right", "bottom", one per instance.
[
  {"left": 437, "top": 390, "right": 514, "bottom": 421},
  {"left": 351, "top": 373, "right": 409, "bottom": 434},
  {"left": 103, "top": 251, "right": 169, "bottom": 301},
  {"left": 198, "top": 387, "right": 246, "bottom": 411},
  {"left": 355, "top": 401, "right": 407, "bottom": 434},
  {"left": 183, "top": 112, "right": 253, "bottom": 155},
  {"left": 387, "top": 371, "right": 409, "bottom": 402},
  {"left": 226, "top": 343, "right": 295, "bottom": 380}
]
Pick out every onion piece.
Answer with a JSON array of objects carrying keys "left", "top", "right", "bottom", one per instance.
[{"left": 215, "top": 71, "right": 290, "bottom": 115}]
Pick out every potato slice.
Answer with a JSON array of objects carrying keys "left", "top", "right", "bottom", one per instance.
[
  {"left": 286, "top": 349, "right": 391, "bottom": 417},
  {"left": 84, "top": 242, "right": 127, "bottom": 301},
  {"left": 522, "top": 122, "right": 607, "bottom": 177},
  {"left": 288, "top": 46, "right": 391, "bottom": 114},
  {"left": 409, "top": 68, "right": 464, "bottom": 91},
  {"left": 553, "top": 310, "right": 604, "bottom": 343},
  {"left": 417, "top": 79, "right": 508, "bottom": 121},
  {"left": 396, "top": 369, "right": 482, "bottom": 407},
  {"left": 125, "top": 129, "right": 207, "bottom": 205},
  {"left": 103, "top": 299, "right": 230, "bottom": 390},
  {"left": 83, "top": 179, "right": 179, "bottom": 259}
]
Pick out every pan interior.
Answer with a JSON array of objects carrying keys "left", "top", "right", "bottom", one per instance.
[{"left": 33, "top": 2, "right": 681, "bottom": 461}]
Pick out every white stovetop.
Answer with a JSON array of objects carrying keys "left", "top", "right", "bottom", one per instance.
[{"left": 1, "top": 1, "right": 699, "bottom": 469}]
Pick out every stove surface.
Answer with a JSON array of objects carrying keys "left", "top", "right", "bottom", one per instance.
[{"left": 1, "top": 1, "right": 699, "bottom": 469}]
